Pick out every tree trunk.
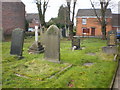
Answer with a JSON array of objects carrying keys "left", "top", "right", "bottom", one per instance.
[
  {"left": 67, "top": 1, "right": 77, "bottom": 40},
  {"left": 90, "top": 0, "right": 110, "bottom": 40},
  {"left": 36, "top": 1, "right": 48, "bottom": 28},
  {"left": 69, "top": 23, "right": 74, "bottom": 39},
  {"left": 101, "top": 24, "right": 107, "bottom": 40}
]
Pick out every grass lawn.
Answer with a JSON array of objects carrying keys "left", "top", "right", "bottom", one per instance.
[{"left": 2, "top": 37, "right": 118, "bottom": 88}]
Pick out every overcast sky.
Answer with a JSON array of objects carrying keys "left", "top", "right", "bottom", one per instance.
[{"left": 21, "top": 0, "right": 120, "bottom": 22}]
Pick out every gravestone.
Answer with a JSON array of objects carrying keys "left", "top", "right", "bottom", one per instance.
[
  {"left": 0, "top": 29, "right": 2, "bottom": 42},
  {"left": 62, "top": 27, "right": 66, "bottom": 37},
  {"left": 102, "top": 46, "right": 118, "bottom": 54},
  {"left": 72, "top": 36, "right": 80, "bottom": 50},
  {"left": 107, "top": 30, "right": 117, "bottom": 46},
  {"left": 60, "top": 28, "right": 63, "bottom": 39},
  {"left": 44, "top": 25, "right": 60, "bottom": 62},
  {"left": 10, "top": 28, "right": 24, "bottom": 57},
  {"left": 102, "top": 30, "right": 117, "bottom": 54}
]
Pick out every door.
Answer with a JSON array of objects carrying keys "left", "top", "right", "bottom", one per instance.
[{"left": 91, "top": 28, "right": 95, "bottom": 36}]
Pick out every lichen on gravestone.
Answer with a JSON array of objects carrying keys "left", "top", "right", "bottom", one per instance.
[{"left": 44, "top": 25, "right": 60, "bottom": 63}]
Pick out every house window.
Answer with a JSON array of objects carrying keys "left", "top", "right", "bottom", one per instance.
[
  {"left": 82, "top": 28, "right": 89, "bottom": 33},
  {"left": 82, "top": 18, "right": 87, "bottom": 25}
]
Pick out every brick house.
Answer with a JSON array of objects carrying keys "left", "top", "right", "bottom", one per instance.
[
  {"left": 1, "top": 0, "right": 25, "bottom": 36},
  {"left": 112, "top": 14, "right": 120, "bottom": 32},
  {"left": 26, "top": 13, "right": 40, "bottom": 30},
  {"left": 76, "top": 9, "right": 112, "bottom": 37}
]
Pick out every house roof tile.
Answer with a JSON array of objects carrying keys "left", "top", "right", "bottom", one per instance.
[
  {"left": 76, "top": 9, "right": 112, "bottom": 17},
  {"left": 26, "top": 13, "right": 39, "bottom": 22}
]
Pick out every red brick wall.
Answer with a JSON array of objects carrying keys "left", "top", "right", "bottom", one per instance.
[
  {"left": 2, "top": 2, "right": 25, "bottom": 35},
  {"left": 76, "top": 17, "right": 112, "bottom": 36}
]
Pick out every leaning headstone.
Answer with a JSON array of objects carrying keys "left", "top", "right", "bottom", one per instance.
[
  {"left": 44, "top": 25, "right": 60, "bottom": 62},
  {"left": 72, "top": 36, "right": 80, "bottom": 50},
  {"left": 10, "top": 28, "right": 24, "bottom": 58},
  {"left": 107, "top": 30, "right": 117, "bottom": 46}
]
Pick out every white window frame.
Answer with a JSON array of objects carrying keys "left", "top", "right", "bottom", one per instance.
[{"left": 82, "top": 18, "right": 87, "bottom": 25}]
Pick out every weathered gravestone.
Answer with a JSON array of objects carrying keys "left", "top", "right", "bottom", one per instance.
[
  {"left": 10, "top": 28, "right": 24, "bottom": 57},
  {"left": 62, "top": 27, "right": 66, "bottom": 37},
  {"left": 107, "top": 30, "right": 117, "bottom": 46},
  {"left": 0, "top": 29, "right": 2, "bottom": 42},
  {"left": 72, "top": 36, "right": 80, "bottom": 50},
  {"left": 44, "top": 25, "right": 60, "bottom": 62},
  {"left": 102, "top": 30, "right": 117, "bottom": 54}
]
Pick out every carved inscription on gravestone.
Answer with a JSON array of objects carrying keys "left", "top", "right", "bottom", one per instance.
[
  {"left": 10, "top": 28, "right": 24, "bottom": 56},
  {"left": 107, "top": 30, "right": 116, "bottom": 46},
  {"left": 44, "top": 25, "right": 60, "bottom": 62},
  {"left": 109, "top": 34, "right": 116, "bottom": 45}
]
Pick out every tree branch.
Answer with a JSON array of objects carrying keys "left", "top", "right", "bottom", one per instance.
[
  {"left": 90, "top": 0, "right": 102, "bottom": 24},
  {"left": 43, "top": 0, "right": 49, "bottom": 15}
]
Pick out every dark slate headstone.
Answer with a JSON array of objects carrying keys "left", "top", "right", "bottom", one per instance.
[
  {"left": 107, "top": 30, "right": 117, "bottom": 46},
  {"left": 10, "top": 28, "right": 24, "bottom": 56},
  {"left": 44, "top": 25, "right": 60, "bottom": 62},
  {"left": 62, "top": 28, "right": 66, "bottom": 37},
  {"left": 72, "top": 36, "right": 80, "bottom": 50},
  {"left": 0, "top": 29, "right": 2, "bottom": 42}
]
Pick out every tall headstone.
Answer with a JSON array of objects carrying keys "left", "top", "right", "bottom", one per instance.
[
  {"left": 107, "top": 30, "right": 117, "bottom": 46},
  {"left": 72, "top": 36, "right": 80, "bottom": 50},
  {"left": 44, "top": 25, "right": 60, "bottom": 62},
  {"left": 10, "top": 28, "right": 24, "bottom": 57},
  {"left": 62, "top": 27, "right": 66, "bottom": 37}
]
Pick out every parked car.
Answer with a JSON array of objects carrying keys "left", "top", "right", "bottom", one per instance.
[
  {"left": 28, "top": 28, "right": 34, "bottom": 32},
  {"left": 116, "top": 32, "right": 120, "bottom": 39}
]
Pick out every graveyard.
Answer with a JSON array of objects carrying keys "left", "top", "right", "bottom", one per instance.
[{"left": 2, "top": 35, "right": 118, "bottom": 88}]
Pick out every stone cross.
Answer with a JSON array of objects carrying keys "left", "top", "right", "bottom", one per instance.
[
  {"left": 44, "top": 25, "right": 60, "bottom": 62},
  {"left": 35, "top": 26, "right": 38, "bottom": 42},
  {"left": 10, "top": 28, "right": 24, "bottom": 57}
]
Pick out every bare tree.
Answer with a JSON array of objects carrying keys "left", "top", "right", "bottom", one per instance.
[
  {"left": 90, "top": 0, "right": 111, "bottom": 40},
  {"left": 66, "top": 0, "right": 77, "bottom": 39},
  {"left": 36, "top": 0, "right": 49, "bottom": 27}
]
